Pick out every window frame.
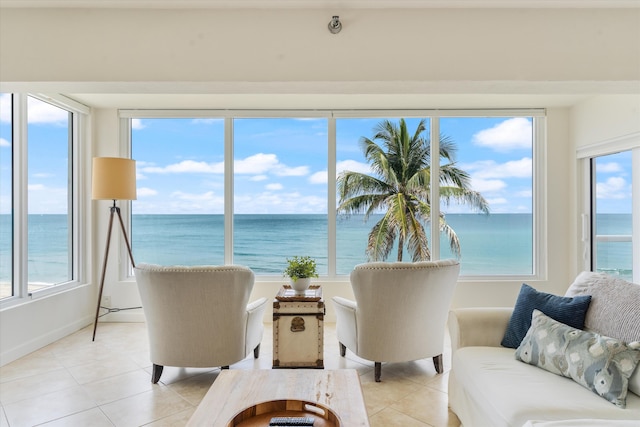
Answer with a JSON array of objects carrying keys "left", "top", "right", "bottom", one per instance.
[
  {"left": 578, "top": 136, "right": 640, "bottom": 283},
  {"left": 122, "top": 108, "right": 547, "bottom": 282},
  {"left": 0, "top": 93, "right": 88, "bottom": 308}
]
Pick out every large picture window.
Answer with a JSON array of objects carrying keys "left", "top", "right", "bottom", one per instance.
[
  {"left": 131, "top": 117, "right": 225, "bottom": 266},
  {"left": 127, "top": 110, "right": 543, "bottom": 279}
]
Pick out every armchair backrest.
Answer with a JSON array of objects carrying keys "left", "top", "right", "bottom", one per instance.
[
  {"left": 350, "top": 259, "right": 460, "bottom": 362},
  {"left": 134, "top": 263, "right": 255, "bottom": 368}
]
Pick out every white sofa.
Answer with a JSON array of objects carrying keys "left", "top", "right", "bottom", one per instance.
[{"left": 448, "top": 272, "right": 640, "bottom": 427}]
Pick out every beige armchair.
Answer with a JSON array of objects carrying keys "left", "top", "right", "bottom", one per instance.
[
  {"left": 332, "top": 259, "right": 460, "bottom": 382},
  {"left": 134, "top": 263, "right": 268, "bottom": 383}
]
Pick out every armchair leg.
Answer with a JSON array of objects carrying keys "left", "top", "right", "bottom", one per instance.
[
  {"left": 254, "top": 343, "right": 261, "bottom": 359},
  {"left": 152, "top": 364, "right": 164, "bottom": 384},
  {"left": 221, "top": 365, "right": 229, "bottom": 369},
  {"left": 433, "top": 354, "right": 443, "bottom": 374},
  {"left": 374, "top": 362, "right": 382, "bottom": 382},
  {"left": 339, "top": 342, "right": 346, "bottom": 357}
]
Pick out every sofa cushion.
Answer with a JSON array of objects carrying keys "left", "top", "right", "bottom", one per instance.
[
  {"left": 565, "top": 272, "right": 640, "bottom": 396},
  {"left": 450, "top": 347, "right": 640, "bottom": 427},
  {"left": 501, "top": 283, "right": 592, "bottom": 349},
  {"left": 516, "top": 310, "right": 640, "bottom": 408}
]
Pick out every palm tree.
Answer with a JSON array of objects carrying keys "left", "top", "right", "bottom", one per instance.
[{"left": 337, "top": 118, "right": 489, "bottom": 262}]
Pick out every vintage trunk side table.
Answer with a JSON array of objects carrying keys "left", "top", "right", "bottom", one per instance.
[{"left": 273, "top": 285, "right": 324, "bottom": 368}]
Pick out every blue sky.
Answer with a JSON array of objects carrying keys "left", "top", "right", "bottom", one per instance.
[{"left": 0, "top": 93, "right": 634, "bottom": 215}]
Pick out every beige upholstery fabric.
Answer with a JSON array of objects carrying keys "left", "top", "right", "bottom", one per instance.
[
  {"left": 565, "top": 271, "right": 640, "bottom": 344},
  {"left": 448, "top": 307, "right": 513, "bottom": 353},
  {"left": 565, "top": 271, "right": 640, "bottom": 396},
  {"left": 134, "top": 264, "right": 267, "bottom": 382},
  {"left": 333, "top": 259, "right": 460, "bottom": 380}
]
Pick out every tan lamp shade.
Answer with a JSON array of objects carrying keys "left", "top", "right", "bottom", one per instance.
[{"left": 92, "top": 157, "right": 137, "bottom": 200}]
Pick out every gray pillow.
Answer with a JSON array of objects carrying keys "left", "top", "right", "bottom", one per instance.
[{"left": 516, "top": 310, "right": 640, "bottom": 408}]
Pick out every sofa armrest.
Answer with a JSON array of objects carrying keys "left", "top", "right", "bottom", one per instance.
[
  {"left": 245, "top": 297, "right": 268, "bottom": 353},
  {"left": 448, "top": 307, "right": 513, "bottom": 353},
  {"left": 332, "top": 296, "right": 358, "bottom": 352}
]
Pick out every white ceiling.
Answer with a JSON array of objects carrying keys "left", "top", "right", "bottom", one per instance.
[
  {"left": 2, "top": 0, "right": 640, "bottom": 8},
  {"left": 4, "top": 0, "right": 638, "bottom": 109}
]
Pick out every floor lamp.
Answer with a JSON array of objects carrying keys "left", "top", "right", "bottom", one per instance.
[{"left": 91, "top": 157, "right": 138, "bottom": 341}]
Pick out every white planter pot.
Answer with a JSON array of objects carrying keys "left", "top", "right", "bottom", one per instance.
[{"left": 290, "top": 277, "right": 311, "bottom": 294}]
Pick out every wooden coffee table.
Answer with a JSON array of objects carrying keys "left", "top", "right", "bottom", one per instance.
[{"left": 187, "top": 369, "right": 370, "bottom": 426}]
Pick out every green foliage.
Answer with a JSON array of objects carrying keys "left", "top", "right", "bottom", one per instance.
[
  {"left": 337, "top": 118, "right": 490, "bottom": 262},
  {"left": 283, "top": 256, "right": 319, "bottom": 281}
]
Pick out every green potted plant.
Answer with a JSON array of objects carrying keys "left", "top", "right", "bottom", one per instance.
[{"left": 283, "top": 255, "right": 318, "bottom": 293}]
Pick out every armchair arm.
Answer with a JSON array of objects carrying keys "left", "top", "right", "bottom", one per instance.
[
  {"left": 245, "top": 297, "right": 268, "bottom": 354},
  {"left": 448, "top": 307, "right": 513, "bottom": 353},
  {"left": 332, "top": 296, "right": 358, "bottom": 353}
]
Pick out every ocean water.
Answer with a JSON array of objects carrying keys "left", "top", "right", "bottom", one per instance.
[{"left": 0, "top": 213, "right": 633, "bottom": 284}]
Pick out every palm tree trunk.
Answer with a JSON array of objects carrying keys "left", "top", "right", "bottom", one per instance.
[{"left": 397, "top": 234, "right": 403, "bottom": 261}]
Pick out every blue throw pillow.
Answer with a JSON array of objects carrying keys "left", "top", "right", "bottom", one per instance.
[{"left": 501, "top": 283, "right": 592, "bottom": 349}]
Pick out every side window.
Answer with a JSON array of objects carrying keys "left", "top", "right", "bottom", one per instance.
[
  {"left": 0, "top": 94, "right": 12, "bottom": 299},
  {"left": 27, "top": 96, "right": 73, "bottom": 291},
  {"left": 591, "top": 151, "right": 633, "bottom": 280}
]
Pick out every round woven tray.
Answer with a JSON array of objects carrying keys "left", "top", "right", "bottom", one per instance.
[{"left": 226, "top": 399, "right": 341, "bottom": 427}]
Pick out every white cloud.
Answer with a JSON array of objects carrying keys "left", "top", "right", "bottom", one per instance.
[
  {"left": 137, "top": 187, "right": 158, "bottom": 197},
  {"left": 597, "top": 162, "right": 623, "bottom": 173},
  {"left": 28, "top": 184, "right": 46, "bottom": 191},
  {"left": 471, "top": 178, "right": 507, "bottom": 193},
  {"left": 265, "top": 183, "right": 283, "bottom": 190},
  {"left": 1, "top": 138, "right": 11, "bottom": 147},
  {"left": 142, "top": 160, "right": 223, "bottom": 174},
  {"left": 273, "top": 165, "right": 309, "bottom": 177},
  {"left": 472, "top": 118, "right": 532, "bottom": 151},
  {"left": 235, "top": 153, "right": 280, "bottom": 174},
  {"left": 141, "top": 153, "right": 310, "bottom": 180},
  {"left": 309, "top": 171, "right": 328, "bottom": 184},
  {"left": 464, "top": 157, "right": 532, "bottom": 179},
  {"left": 337, "top": 159, "right": 371, "bottom": 175},
  {"left": 486, "top": 197, "right": 508, "bottom": 205},
  {"left": 0, "top": 94, "right": 11, "bottom": 123},
  {"left": 596, "top": 177, "right": 629, "bottom": 200},
  {"left": 131, "top": 119, "right": 145, "bottom": 130},
  {"left": 27, "top": 97, "right": 69, "bottom": 124}
]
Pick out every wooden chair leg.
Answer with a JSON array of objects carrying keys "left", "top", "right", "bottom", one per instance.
[
  {"left": 254, "top": 343, "right": 261, "bottom": 359},
  {"left": 433, "top": 354, "right": 443, "bottom": 374},
  {"left": 339, "top": 342, "right": 346, "bottom": 357},
  {"left": 152, "top": 364, "right": 164, "bottom": 384},
  {"left": 375, "top": 362, "right": 382, "bottom": 382}
]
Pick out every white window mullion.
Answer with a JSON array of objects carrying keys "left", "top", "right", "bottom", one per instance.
[
  {"left": 224, "top": 117, "right": 234, "bottom": 265},
  {"left": 327, "top": 116, "right": 337, "bottom": 277},
  {"left": 13, "top": 94, "right": 28, "bottom": 299},
  {"left": 430, "top": 117, "right": 440, "bottom": 260},
  {"left": 633, "top": 148, "right": 640, "bottom": 283}
]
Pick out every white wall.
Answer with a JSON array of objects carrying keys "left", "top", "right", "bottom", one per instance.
[
  {"left": 571, "top": 95, "right": 640, "bottom": 149},
  {"left": 1, "top": 6, "right": 639, "bottom": 365}
]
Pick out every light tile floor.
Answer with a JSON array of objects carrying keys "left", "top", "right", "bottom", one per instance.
[{"left": 0, "top": 323, "right": 461, "bottom": 427}]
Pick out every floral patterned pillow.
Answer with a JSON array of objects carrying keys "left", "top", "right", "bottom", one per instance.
[{"left": 515, "top": 309, "right": 640, "bottom": 408}]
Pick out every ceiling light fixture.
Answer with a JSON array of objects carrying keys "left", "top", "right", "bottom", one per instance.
[{"left": 328, "top": 15, "right": 342, "bottom": 34}]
